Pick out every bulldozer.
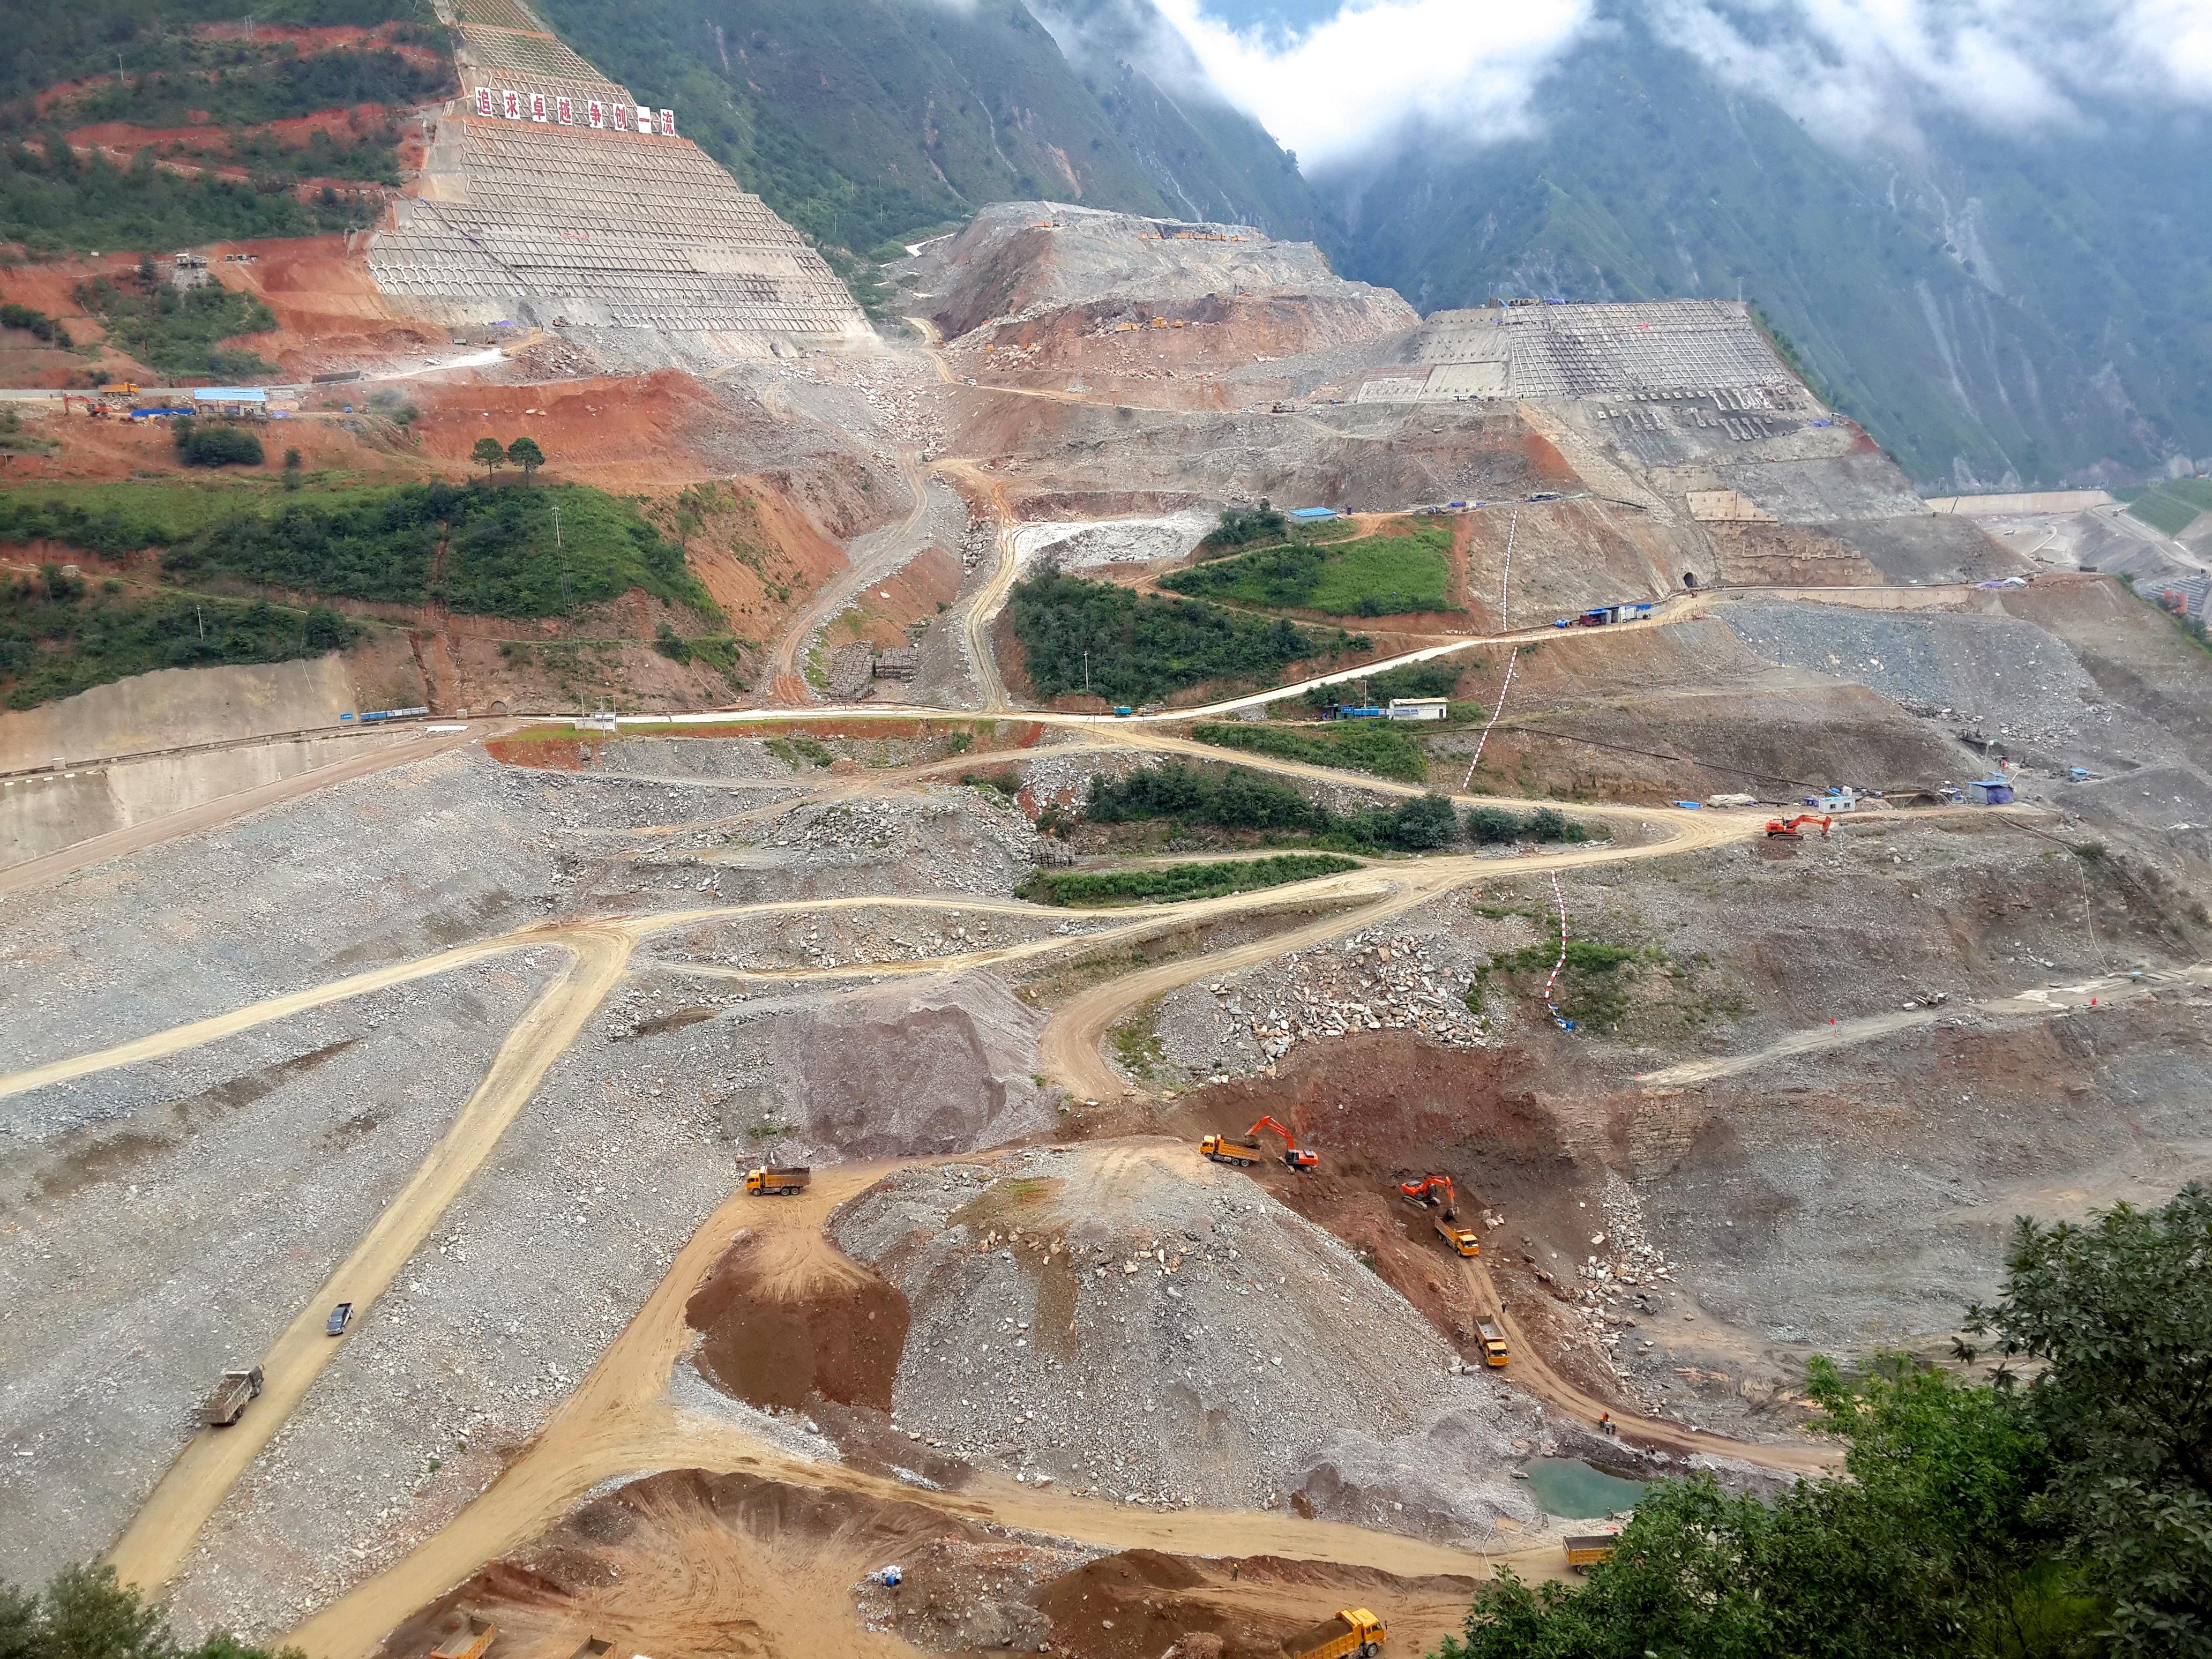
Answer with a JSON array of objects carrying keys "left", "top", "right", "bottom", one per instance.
[
  {"left": 1764, "top": 813, "right": 1833, "bottom": 840},
  {"left": 1200, "top": 1115, "right": 1317, "bottom": 1170},
  {"left": 1400, "top": 1175, "right": 1479, "bottom": 1256}
]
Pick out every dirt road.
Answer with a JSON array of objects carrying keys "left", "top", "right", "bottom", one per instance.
[
  {"left": 284, "top": 1160, "right": 1562, "bottom": 1659},
  {"left": 107, "top": 928, "right": 634, "bottom": 1593},
  {"left": 762, "top": 443, "right": 935, "bottom": 703},
  {"left": 1635, "top": 962, "right": 2212, "bottom": 1087},
  {"left": 1452, "top": 1255, "right": 1839, "bottom": 1477},
  {"left": 0, "top": 726, "right": 489, "bottom": 898}
]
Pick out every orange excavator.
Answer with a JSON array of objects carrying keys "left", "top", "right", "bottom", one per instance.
[
  {"left": 1765, "top": 813, "right": 1833, "bottom": 839},
  {"left": 1401, "top": 1174, "right": 1481, "bottom": 1256},
  {"left": 1200, "top": 1115, "right": 1318, "bottom": 1170}
]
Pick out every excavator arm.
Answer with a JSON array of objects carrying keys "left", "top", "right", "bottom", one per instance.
[
  {"left": 1246, "top": 1115, "right": 1318, "bottom": 1169},
  {"left": 1398, "top": 1174, "right": 1458, "bottom": 1217}
]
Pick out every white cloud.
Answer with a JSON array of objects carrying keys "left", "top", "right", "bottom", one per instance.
[
  {"left": 1652, "top": 0, "right": 2212, "bottom": 147},
  {"left": 1142, "top": 0, "right": 2212, "bottom": 164},
  {"left": 1147, "top": 0, "right": 1597, "bottom": 166}
]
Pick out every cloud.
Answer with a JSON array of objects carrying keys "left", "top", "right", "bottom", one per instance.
[
  {"left": 1141, "top": 0, "right": 2212, "bottom": 165},
  {"left": 1146, "top": 0, "right": 1597, "bottom": 166},
  {"left": 1651, "top": 0, "right": 2212, "bottom": 147}
]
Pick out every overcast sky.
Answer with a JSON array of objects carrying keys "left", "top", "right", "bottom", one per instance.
[{"left": 1150, "top": 0, "right": 2212, "bottom": 167}]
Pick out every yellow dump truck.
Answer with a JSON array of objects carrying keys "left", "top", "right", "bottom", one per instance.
[
  {"left": 428, "top": 1616, "right": 497, "bottom": 1659},
  {"left": 1434, "top": 1216, "right": 1480, "bottom": 1257},
  {"left": 1476, "top": 1321, "right": 1509, "bottom": 1367},
  {"left": 744, "top": 1165, "right": 811, "bottom": 1196},
  {"left": 1199, "top": 1134, "right": 1261, "bottom": 1167},
  {"left": 1286, "top": 1608, "right": 1386, "bottom": 1659},
  {"left": 1564, "top": 1530, "right": 1621, "bottom": 1572}
]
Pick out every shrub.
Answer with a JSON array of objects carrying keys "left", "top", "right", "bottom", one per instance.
[{"left": 174, "top": 421, "right": 265, "bottom": 467}]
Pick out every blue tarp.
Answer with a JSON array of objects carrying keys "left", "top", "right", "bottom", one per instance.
[{"left": 1287, "top": 506, "right": 1338, "bottom": 519}]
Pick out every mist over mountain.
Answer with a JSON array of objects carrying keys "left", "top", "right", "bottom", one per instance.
[{"left": 1170, "top": 0, "right": 2212, "bottom": 490}]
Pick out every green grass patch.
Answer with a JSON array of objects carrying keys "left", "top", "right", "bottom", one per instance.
[
  {"left": 1005, "top": 569, "right": 1344, "bottom": 704},
  {"left": 1464, "top": 804, "right": 1602, "bottom": 845},
  {"left": 2, "top": 562, "right": 358, "bottom": 709},
  {"left": 1019, "top": 851, "right": 1358, "bottom": 907},
  {"left": 1162, "top": 521, "right": 1456, "bottom": 617},
  {"left": 78, "top": 275, "right": 276, "bottom": 379},
  {"left": 0, "top": 480, "right": 714, "bottom": 619},
  {"left": 1190, "top": 719, "right": 1430, "bottom": 783},
  {"left": 1469, "top": 938, "right": 1658, "bottom": 1028},
  {"left": 2124, "top": 479, "right": 2212, "bottom": 537},
  {"left": 764, "top": 734, "right": 833, "bottom": 768}
]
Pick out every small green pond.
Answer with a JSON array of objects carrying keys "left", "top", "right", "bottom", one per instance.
[{"left": 1523, "top": 1457, "right": 1649, "bottom": 1519}]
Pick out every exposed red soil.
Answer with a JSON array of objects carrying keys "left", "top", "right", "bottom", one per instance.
[
  {"left": 407, "top": 370, "right": 737, "bottom": 490},
  {"left": 684, "top": 1229, "right": 910, "bottom": 1412}
]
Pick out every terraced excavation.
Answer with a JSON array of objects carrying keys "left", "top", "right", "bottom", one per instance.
[{"left": 4, "top": 56, "right": 2210, "bottom": 1659}]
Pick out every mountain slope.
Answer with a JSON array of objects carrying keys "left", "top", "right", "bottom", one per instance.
[
  {"left": 531, "top": 0, "right": 1320, "bottom": 270},
  {"left": 1315, "top": 10, "right": 2212, "bottom": 491}
]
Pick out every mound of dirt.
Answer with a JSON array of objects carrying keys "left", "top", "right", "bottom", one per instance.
[
  {"left": 830, "top": 1140, "right": 1546, "bottom": 1534},
  {"left": 765, "top": 970, "right": 1052, "bottom": 1156},
  {"left": 920, "top": 200, "right": 1415, "bottom": 343},
  {"left": 685, "top": 1228, "right": 909, "bottom": 1410}
]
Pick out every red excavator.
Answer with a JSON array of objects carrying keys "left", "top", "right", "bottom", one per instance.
[
  {"left": 1765, "top": 813, "right": 1833, "bottom": 840},
  {"left": 1199, "top": 1115, "right": 1318, "bottom": 1170},
  {"left": 1401, "top": 1174, "right": 1482, "bottom": 1256},
  {"left": 1399, "top": 1174, "right": 1460, "bottom": 1217}
]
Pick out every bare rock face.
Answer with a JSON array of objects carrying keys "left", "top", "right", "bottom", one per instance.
[
  {"left": 767, "top": 970, "right": 1051, "bottom": 1155},
  {"left": 920, "top": 200, "right": 1417, "bottom": 342}
]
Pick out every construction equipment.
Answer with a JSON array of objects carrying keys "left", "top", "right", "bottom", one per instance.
[
  {"left": 1764, "top": 813, "right": 1833, "bottom": 840},
  {"left": 1434, "top": 1216, "right": 1481, "bottom": 1257},
  {"left": 1286, "top": 1608, "right": 1386, "bottom": 1659},
  {"left": 199, "top": 1365, "right": 264, "bottom": 1427},
  {"left": 1399, "top": 1174, "right": 1459, "bottom": 1215},
  {"left": 1245, "top": 1115, "right": 1318, "bottom": 1170},
  {"left": 1475, "top": 1320, "right": 1509, "bottom": 1367},
  {"left": 429, "top": 1616, "right": 498, "bottom": 1659},
  {"left": 1199, "top": 1133, "right": 1261, "bottom": 1166},
  {"left": 1400, "top": 1175, "right": 1481, "bottom": 1253},
  {"left": 744, "top": 1165, "right": 811, "bottom": 1197},
  {"left": 1564, "top": 1530, "right": 1621, "bottom": 1572}
]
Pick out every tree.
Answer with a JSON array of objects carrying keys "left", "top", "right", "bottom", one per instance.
[
  {"left": 504, "top": 435, "right": 543, "bottom": 483},
  {"left": 469, "top": 436, "right": 505, "bottom": 483},
  {"left": 281, "top": 446, "right": 302, "bottom": 490},
  {"left": 1966, "top": 1184, "right": 2212, "bottom": 1655},
  {"left": 0, "top": 1562, "right": 302, "bottom": 1659}
]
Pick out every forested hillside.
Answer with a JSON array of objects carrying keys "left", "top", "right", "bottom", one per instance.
[
  {"left": 530, "top": 0, "right": 1320, "bottom": 267},
  {"left": 1314, "top": 9, "right": 2212, "bottom": 490}
]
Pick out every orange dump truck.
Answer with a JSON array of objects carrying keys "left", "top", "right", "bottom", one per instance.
[
  {"left": 429, "top": 1617, "right": 498, "bottom": 1659},
  {"left": 1285, "top": 1608, "right": 1386, "bottom": 1659},
  {"left": 1476, "top": 1321, "right": 1509, "bottom": 1367},
  {"left": 744, "top": 1165, "right": 811, "bottom": 1196},
  {"left": 1434, "top": 1216, "right": 1481, "bottom": 1257}
]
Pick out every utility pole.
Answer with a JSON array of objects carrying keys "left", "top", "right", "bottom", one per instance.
[{"left": 1082, "top": 647, "right": 1089, "bottom": 696}]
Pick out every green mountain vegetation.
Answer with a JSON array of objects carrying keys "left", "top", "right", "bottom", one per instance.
[
  {"left": 2, "top": 558, "right": 360, "bottom": 709},
  {"left": 1440, "top": 1184, "right": 2212, "bottom": 1658},
  {"left": 2120, "top": 478, "right": 2212, "bottom": 537},
  {"left": 528, "top": 0, "right": 1320, "bottom": 271},
  {"left": 1017, "top": 849, "right": 1356, "bottom": 906},
  {"left": 1, "top": 2, "right": 435, "bottom": 252},
  {"left": 0, "top": 478, "right": 713, "bottom": 618},
  {"left": 1320, "top": 5, "right": 2212, "bottom": 490},
  {"left": 1005, "top": 568, "right": 1344, "bottom": 704}
]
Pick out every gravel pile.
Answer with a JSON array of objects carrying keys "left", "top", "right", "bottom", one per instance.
[
  {"left": 1147, "top": 911, "right": 1527, "bottom": 1086},
  {"left": 832, "top": 1142, "right": 1538, "bottom": 1540},
  {"left": 1721, "top": 603, "right": 2104, "bottom": 752}
]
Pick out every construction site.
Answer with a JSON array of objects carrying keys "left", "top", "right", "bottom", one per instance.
[{"left": 3, "top": 6, "right": 2212, "bottom": 1650}]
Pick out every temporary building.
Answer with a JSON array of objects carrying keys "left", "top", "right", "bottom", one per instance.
[{"left": 1966, "top": 778, "right": 2014, "bottom": 805}]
